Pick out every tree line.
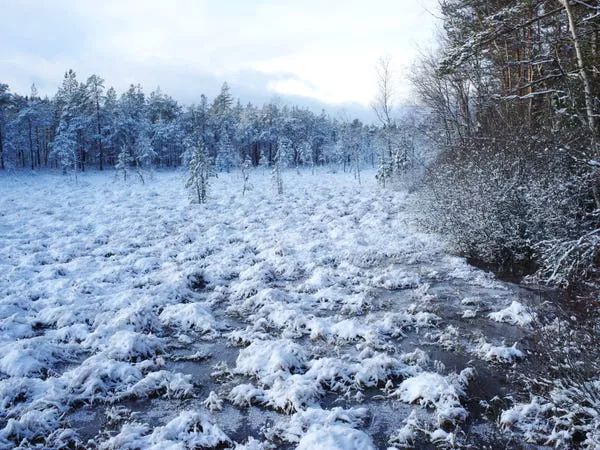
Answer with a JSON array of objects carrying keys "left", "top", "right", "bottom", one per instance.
[
  {"left": 0, "top": 72, "right": 391, "bottom": 176},
  {"left": 414, "top": 0, "right": 600, "bottom": 287}
]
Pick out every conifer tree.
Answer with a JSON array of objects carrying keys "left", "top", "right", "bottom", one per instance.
[
  {"left": 115, "top": 145, "right": 132, "bottom": 181},
  {"left": 272, "top": 138, "right": 288, "bottom": 195},
  {"left": 186, "top": 142, "right": 214, "bottom": 204},
  {"left": 240, "top": 155, "right": 252, "bottom": 196}
]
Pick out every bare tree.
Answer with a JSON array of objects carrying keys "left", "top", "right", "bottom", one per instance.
[{"left": 372, "top": 56, "right": 395, "bottom": 160}]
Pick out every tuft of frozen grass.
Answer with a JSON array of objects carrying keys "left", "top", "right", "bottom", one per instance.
[
  {"left": 264, "top": 374, "right": 324, "bottom": 413},
  {"left": 296, "top": 424, "right": 376, "bottom": 450},
  {"left": 0, "top": 408, "right": 61, "bottom": 447},
  {"left": 129, "top": 370, "right": 194, "bottom": 399},
  {"left": 389, "top": 410, "right": 421, "bottom": 447},
  {"left": 488, "top": 301, "right": 535, "bottom": 326},
  {"left": 371, "top": 268, "right": 420, "bottom": 290},
  {"left": 475, "top": 341, "right": 524, "bottom": 363},
  {"left": 499, "top": 378, "right": 600, "bottom": 448},
  {"left": 159, "top": 302, "right": 217, "bottom": 336},
  {"left": 266, "top": 406, "right": 369, "bottom": 444},
  {"left": 203, "top": 390, "right": 223, "bottom": 411},
  {"left": 228, "top": 383, "right": 267, "bottom": 407},
  {"left": 233, "top": 437, "right": 274, "bottom": 450},
  {"left": 100, "top": 410, "right": 231, "bottom": 449},
  {"left": 499, "top": 397, "right": 556, "bottom": 443},
  {"left": 234, "top": 339, "right": 307, "bottom": 379},
  {"left": 389, "top": 369, "right": 474, "bottom": 427},
  {"left": 104, "top": 330, "right": 164, "bottom": 361}
]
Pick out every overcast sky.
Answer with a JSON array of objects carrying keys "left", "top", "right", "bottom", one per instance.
[{"left": 1, "top": 0, "right": 439, "bottom": 120}]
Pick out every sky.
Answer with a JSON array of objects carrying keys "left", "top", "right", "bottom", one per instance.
[{"left": 1, "top": 0, "right": 439, "bottom": 121}]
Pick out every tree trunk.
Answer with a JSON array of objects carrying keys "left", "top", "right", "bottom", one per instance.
[
  {"left": 561, "top": 0, "right": 597, "bottom": 148},
  {"left": 28, "top": 119, "right": 34, "bottom": 170},
  {"left": 0, "top": 126, "right": 4, "bottom": 170},
  {"left": 35, "top": 127, "right": 41, "bottom": 167},
  {"left": 96, "top": 95, "right": 104, "bottom": 170}
]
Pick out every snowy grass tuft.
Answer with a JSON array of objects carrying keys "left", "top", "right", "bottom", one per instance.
[
  {"left": 0, "top": 170, "right": 547, "bottom": 447},
  {"left": 488, "top": 301, "right": 535, "bottom": 326}
]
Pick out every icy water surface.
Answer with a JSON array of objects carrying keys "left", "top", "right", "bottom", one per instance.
[{"left": 0, "top": 170, "right": 576, "bottom": 449}]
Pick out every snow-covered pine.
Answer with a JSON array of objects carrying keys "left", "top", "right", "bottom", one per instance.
[
  {"left": 216, "top": 127, "right": 235, "bottom": 173},
  {"left": 186, "top": 141, "right": 214, "bottom": 203},
  {"left": 132, "top": 132, "right": 156, "bottom": 184},
  {"left": 240, "top": 154, "right": 252, "bottom": 196},
  {"left": 272, "top": 137, "right": 288, "bottom": 195},
  {"left": 115, "top": 145, "right": 133, "bottom": 182},
  {"left": 50, "top": 120, "right": 79, "bottom": 176}
]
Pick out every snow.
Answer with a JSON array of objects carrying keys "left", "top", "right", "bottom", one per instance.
[
  {"left": 234, "top": 339, "right": 307, "bottom": 379},
  {"left": 99, "top": 410, "right": 231, "bottom": 450},
  {"left": 0, "top": 169, "right": 548, "bottom": 448},
  {"left": 389, "top": 369, "right": 473, "bottom": 426},
  {"left": 488, "top": 300, "right": 535, "bottom": 326},
  {"left": 296, "top": 424, "right": 376, "bottom": 450},
  {"left": 159, "top": 302, "right": 217, "bottom": 335},
  {"left": 475, "top": 341, "right": 524, "bottom": 363}
]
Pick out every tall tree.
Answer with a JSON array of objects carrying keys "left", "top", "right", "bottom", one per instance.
[{"left": 86, "top": 75, "right": 106, "bottom": 170}]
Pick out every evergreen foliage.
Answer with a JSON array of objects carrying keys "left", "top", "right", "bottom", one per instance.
[{"left": 186, "top": 142, "right": 214, "bottom": 204}]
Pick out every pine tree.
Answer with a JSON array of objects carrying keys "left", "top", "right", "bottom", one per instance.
[
  {"left": 240, "top": 154, "right": 252, "bottom": 196},
  {"left": 85, "top": 75, "right": 105, "bottom": 170},
  {"left": 51, "top": 122, "right": 79, "bottom": 175},
  {"left": 272, "top": 137, "right": 288, "bottom": 195},
  {"left": 216, "top": 127, "right": 234, "bottom": 172},
  {"left": 186, "top": 142, "right": 214, "bottom": 204},
  {"left": 115, "top": 145, "right": 133, "bottom": 181}
]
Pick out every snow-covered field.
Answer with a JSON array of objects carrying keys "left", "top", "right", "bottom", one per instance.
[{"left": 0, "top": 169, "right": 555, "bottom": 449}]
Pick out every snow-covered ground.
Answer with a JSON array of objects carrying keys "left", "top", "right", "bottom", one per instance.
[{"left": 0, "top": 169, "right": 560, "bottom": 449}]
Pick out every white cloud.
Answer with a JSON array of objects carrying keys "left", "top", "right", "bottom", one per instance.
[{"left": 0, "top": 0, "right": 438, "bottom": 109}]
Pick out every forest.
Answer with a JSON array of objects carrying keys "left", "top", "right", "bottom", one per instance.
[
  {"left": 416, "top": 0, "right": 600, "bottom": 290},
  {"left": 0, "top": 75, "right": 389, "bottom": 176}
]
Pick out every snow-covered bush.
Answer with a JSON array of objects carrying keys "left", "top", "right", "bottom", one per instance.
[{"left": 419, "top": 136, "right": 600, "bottom": 287}]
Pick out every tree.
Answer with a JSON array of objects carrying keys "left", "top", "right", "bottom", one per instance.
[
  {"left": 51, "top": 121, "right": 79, "bottom": 174},
  {"left": 372, "top": 56, "right": 395, "bottom": 160},
  {"left": 132, "top": 132, "right": 156, "bottom": 183},
  {"left": 272, "top": 137, "right": 289, "bottom": 195},
  {"left": 216, "top": 126, "right": 235, "bottom": 172},
  {"left": 186, "top": 142, "right": 214, "bottom": 203},
  {"left": 413, "top": 0, "right": 600, "bottom": 284},
  {"left": 115, "top": 144, "right": 133, "bottom": 181},
  {"left": 85, "top": 75, "right": 106, "bottom": 170},
  {"left": 0, "top": 83, "right": 11, "bottom": 170},
  {"left": 52, "top": 70, "right": 88, "bottom": 172},
  {"left": 240, "top": 155, "right": 252, "bottom": 196},
  {"left": 0, "top": 70, "right": 378, "bottom": 177}
]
